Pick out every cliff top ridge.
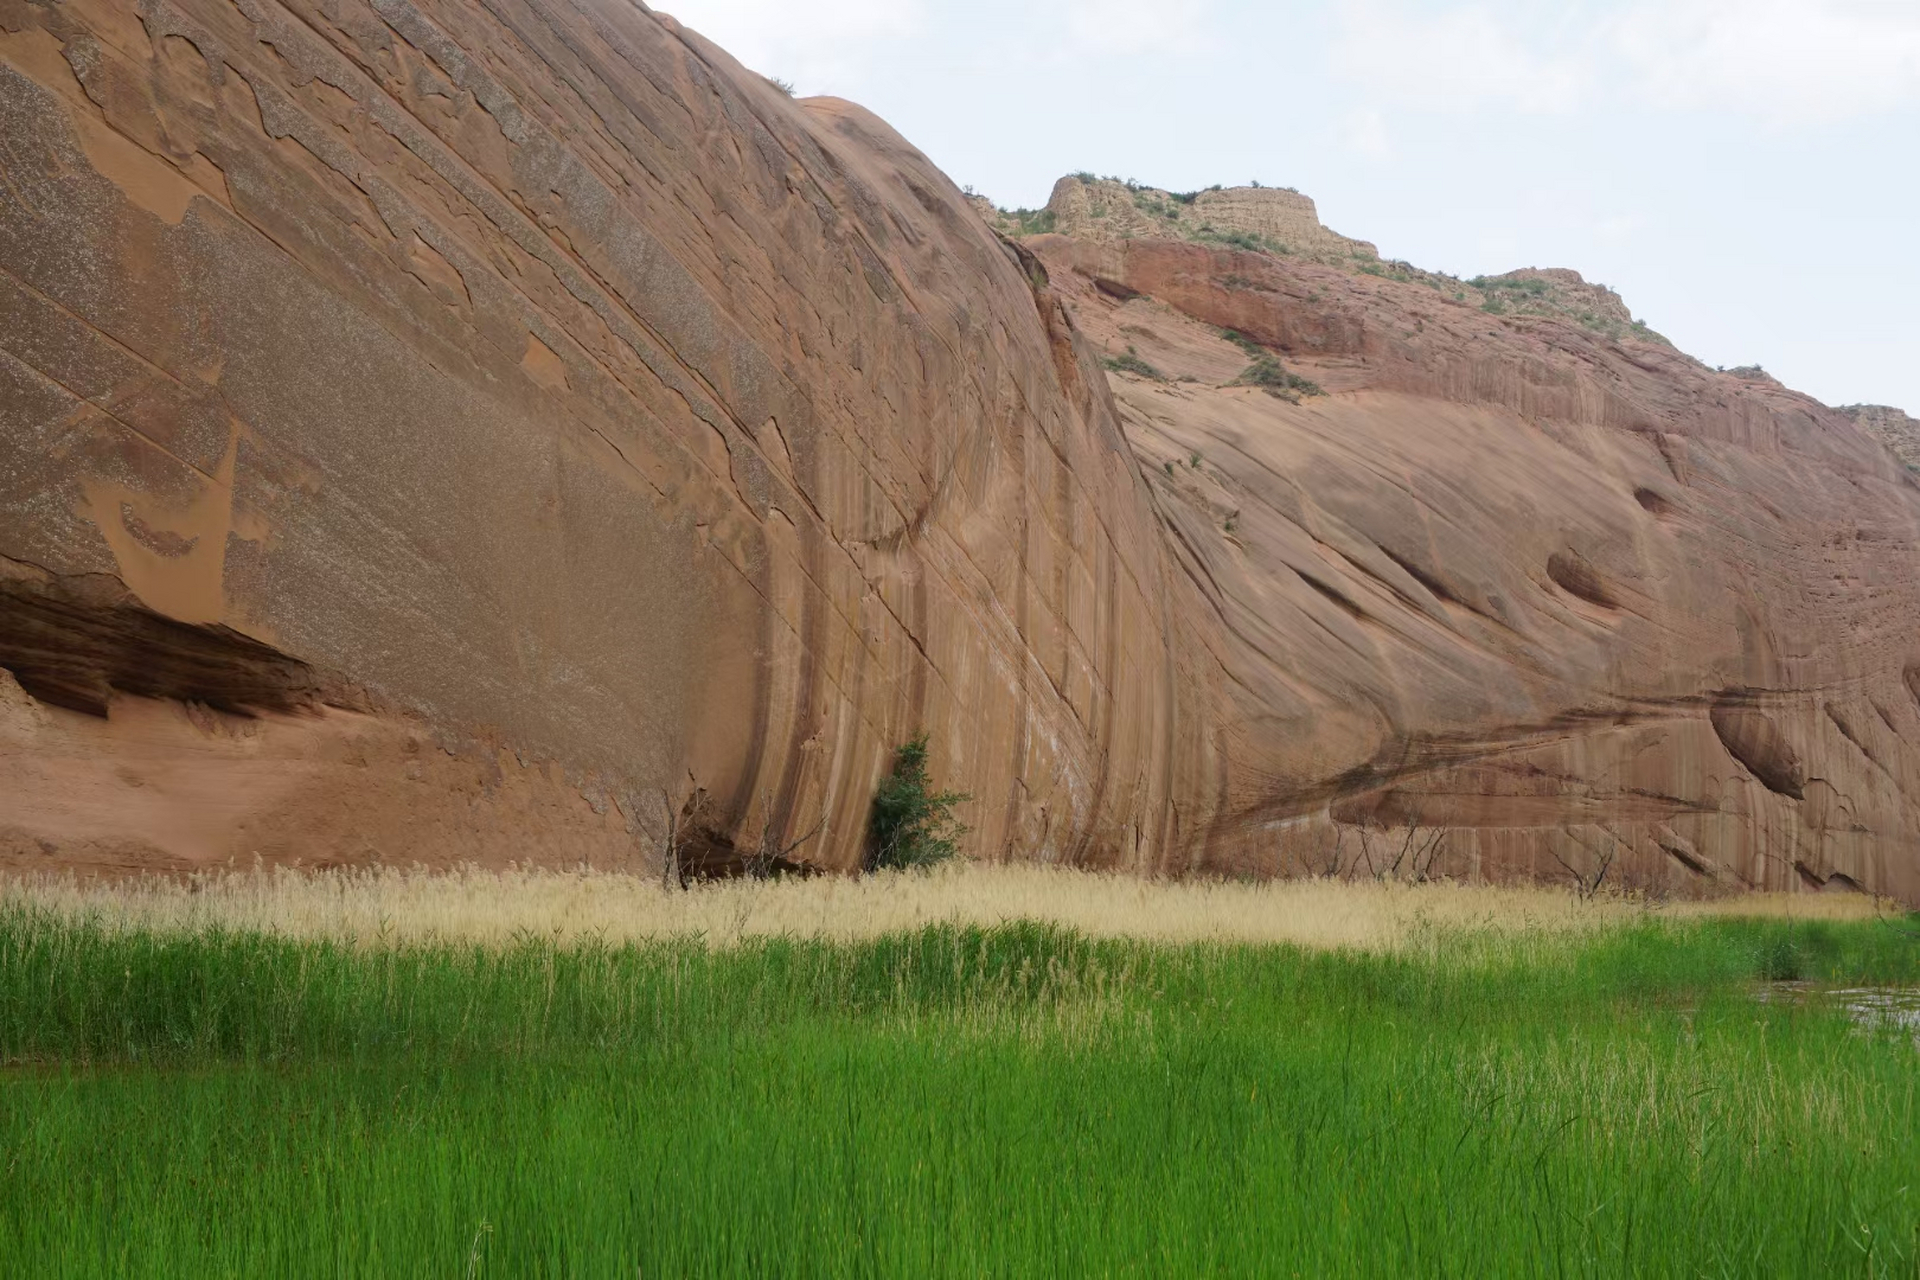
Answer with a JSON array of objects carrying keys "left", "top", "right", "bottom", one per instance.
[
  {"left": 974, "top": 174, "right": 1669, "bottom": 347},
  {"left": 1841, "top": 404, "right": 1920, "bottom": 471}
]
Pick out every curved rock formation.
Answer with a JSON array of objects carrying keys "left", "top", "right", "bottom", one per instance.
[
  {"left": 3, "top": 0, "right": 1918, "bottom": 898},
  {"left": 1032, "top": 233, "right": 1920, "bottom": 896},
  {"left": 0, "top": 0, "right": 1212, "bottom": 874}
]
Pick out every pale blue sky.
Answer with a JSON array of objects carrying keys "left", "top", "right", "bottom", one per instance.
[{"left": 660, "top": 0, "right": 1920, "bottom": 416}]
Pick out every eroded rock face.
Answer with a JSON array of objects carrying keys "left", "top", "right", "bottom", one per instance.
[
  {"left": 1032, "top": 233, "right": 1920, "bottom": 897},
  {"left": 0, "top": 0, "right": 1213, "bottom": 875},
  {"left": 3, "top": 1, "right": 1918, "bottom": 899}
]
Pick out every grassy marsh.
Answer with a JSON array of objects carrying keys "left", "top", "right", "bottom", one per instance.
[{"left": 0, "top": 869, "right": 1914, "bottom": 1275}]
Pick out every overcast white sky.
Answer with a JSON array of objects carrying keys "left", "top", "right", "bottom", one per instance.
[{"left": 658, "top": 0, "right": 1920, "bottom": 414}]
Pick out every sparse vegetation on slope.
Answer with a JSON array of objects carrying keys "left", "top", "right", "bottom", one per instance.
[
  {"left": 1235, "top": 355, "right": 1323, "bottom": 400},
  {"left": 1472, "top": 274, "right": 1550, "bottom": 297},
  {"left": 1102, "top": 350, "right": 1166, "bottom": 380},
  {"left": 1195, "top": 226, "right": 1289, "bottom": 255},
  {"left": 1468, "top": 270, "right": 1671, "bottom": 344},
  {"left": 1003, "top": 207, "right": 1056, "bottom": 236}
]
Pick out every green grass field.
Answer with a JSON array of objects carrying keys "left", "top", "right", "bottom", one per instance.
[{"left": 1, "top": 903, "right": 1916, "bottom": 1276}]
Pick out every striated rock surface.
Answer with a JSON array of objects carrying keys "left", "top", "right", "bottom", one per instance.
[
  {"left": 0, "top": 0, "right": 1213, "bottom": 875},
  {"left": 1033, "top": 232, "right": 1920, "bottom": 896},
  {"left": 2, "top": 1, "right": 1918, "bottom": 899}
]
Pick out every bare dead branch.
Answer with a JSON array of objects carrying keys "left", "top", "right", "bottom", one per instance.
[{"left": 660, "top": 788, "right": 679, "bottom": 891}]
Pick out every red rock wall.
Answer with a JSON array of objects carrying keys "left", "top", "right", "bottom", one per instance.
[
  {"left": 0, "top": 0, "right": 1216, "bottom": 874},
  {"left": 1032, "top": 236, "right": 1920, "bottom": 898}
]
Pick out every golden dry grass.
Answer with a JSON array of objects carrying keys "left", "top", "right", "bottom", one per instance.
[{"left": 0, "top": 861, "right": 1885, "bottom": 950}]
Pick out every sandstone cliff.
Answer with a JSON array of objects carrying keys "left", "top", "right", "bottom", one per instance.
[
  {"left": 1028, "top": 232, "right": 1920, "bottom": 895},
  {"left": 3, "top": 0, "right": 1919, "bottom": 899},
  {"left": 0, "top": 0, "right": 1213, "bottom": 876}
]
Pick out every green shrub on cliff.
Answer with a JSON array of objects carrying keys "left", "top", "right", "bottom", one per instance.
[{"left": 867, "top": 735, "right": 970, "bottom": 871}]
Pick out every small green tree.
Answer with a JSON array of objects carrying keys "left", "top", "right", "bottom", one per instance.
[{"left": 867, "top": 735, "right": 970, "bottom": 871}]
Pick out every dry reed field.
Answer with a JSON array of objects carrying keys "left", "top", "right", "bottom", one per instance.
[{"left": 0, "top": 861, "right": 1886, "bottom": 949}]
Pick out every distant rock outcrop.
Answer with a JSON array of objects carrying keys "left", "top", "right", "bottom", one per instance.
[
  {"left": 977, "top": 178, "right": 1668, "bottom": 345},
  {"left": 1466, "top": 267, "right": 1665, "bottom": 344},
  {"left": 3, "top": 0, "right": 1919, "bottom": 900},
  {"left": 1032, "top": 176, "right": 1379, "bottom": 265},
  {"left": 1841, "top": 405, "right": 1920, "bottom": 471}
]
